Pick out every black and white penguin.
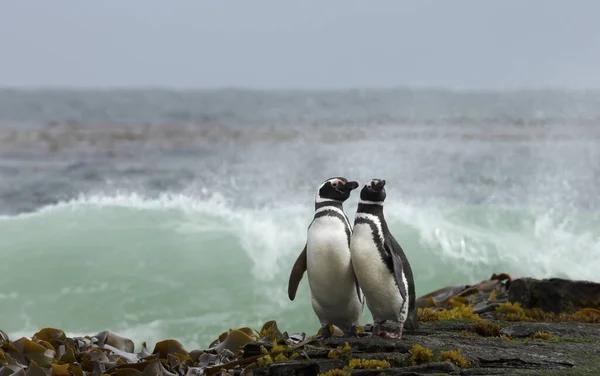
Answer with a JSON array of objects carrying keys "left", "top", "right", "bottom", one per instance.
[
  {"left": 349, "top": 179, "right": 418, "bottom": 339},
  {"left": 288, "top": 177, "right": 364, "bottom": 337}
]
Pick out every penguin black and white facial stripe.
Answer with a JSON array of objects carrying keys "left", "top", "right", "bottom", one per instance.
[
  {"left": 350, "top": 179, "right": 418, "bottom": 339},
  {"left": 288, "top": 177, "right": 364, "bottom": 337}
]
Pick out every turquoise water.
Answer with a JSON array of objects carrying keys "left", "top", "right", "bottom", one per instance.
[{"left": 1, "top": 89, "right": 599, "bottom": 350}]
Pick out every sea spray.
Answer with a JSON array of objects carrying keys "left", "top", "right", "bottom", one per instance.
[{"left": 1, "top": 88, "right": 600, "bottom": 350}]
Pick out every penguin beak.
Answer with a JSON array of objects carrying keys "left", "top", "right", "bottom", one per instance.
[
  {"left": 372, "top": 179, "right": 386, "bottom": 191},
  {"left": 341, "top": 181, "right": 359, "bottom": 192}
]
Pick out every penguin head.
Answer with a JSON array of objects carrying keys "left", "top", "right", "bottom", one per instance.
[
  {"left": 316, "top": 177, "right": 359, "bottom": 202},
  {"left": 360, "top": 179, "right": 387, "bottom": 203}
]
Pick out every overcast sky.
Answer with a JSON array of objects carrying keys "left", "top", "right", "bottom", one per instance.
[{"left": 1, "top": 0, "right": 599, "bottom": 89}]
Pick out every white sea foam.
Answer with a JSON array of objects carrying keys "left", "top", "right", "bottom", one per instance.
[{"left": 2, "top": 190, "right": 598, "bottom": 285}]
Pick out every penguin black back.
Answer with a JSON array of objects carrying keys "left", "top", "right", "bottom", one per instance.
[{"left": 355, "top": 179, "right": 420, "bottom": 330}]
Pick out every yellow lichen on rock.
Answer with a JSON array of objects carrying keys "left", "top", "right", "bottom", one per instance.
[
  {"left": 271, "top": 341, "right": 286, "bottom": 353},
  {"left": 418, "top": 307, "right": 440, "bottom": 321},
  {"left": 472, "top": 320, "right": 501, "bottom": 337},
  {"left": 572, "top": 308, "right": 600, "bottom": 323},
  {"left": 406, "top": 344, "right": 433, "bottom": 366},
  {"left": 495, "top": 302, "right": 600, "bottom": 323},
  {"left": 274, "top": 353, "right": 289, "bottom": 362},
  {"left": 338, "top": 342, "right": 352, "bottom": 353},
  {"left": 532, "top": 331, "right": 553, "bottom": 340},
  {"left": 495, "top": 302, "right": 533, "bottom": 321},
  {"left": 327, "top": 342, "right": 352, "bottom": 359},
  {"left": 418, "top": 305, "right": 481, "bottom": 322},
  {"left": 256, "top": 355, "right": 273, "bottom": 366},
  {"left": 448, "top": 296, "right": 469, "bottom": 307},
  {"left": 522, "top": 308, "right": 556, "bottom": 322},
  {"left": 345, "top": 358, "right": 391, "bottom": 370},
  {"left": 439, "top": 349, "right": 470, "bottom": 368},
  {"left": 318, "top": 369, "right": 349, "bottom": 376}
]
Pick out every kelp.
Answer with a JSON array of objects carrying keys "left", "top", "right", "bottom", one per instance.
[{"left": 0, "top": 321, "right": 319, "bottom": 376}]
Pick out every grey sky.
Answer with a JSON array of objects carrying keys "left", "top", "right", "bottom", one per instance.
[{"left": 1, "top": 0, "right": 599, "bottom": 89}]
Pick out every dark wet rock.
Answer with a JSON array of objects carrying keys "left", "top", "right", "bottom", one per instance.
[
  {"left": 473, "top": 301, "right": 502, "bottom": 314},
  {"left": 498, "top": 321, "right": 600, "bottom": 340},
  {"left": 416, "top": 284, "right": 471, "bottom": 309},
  {"left": 325, "top": 337, "right": 411, "bottom": 354},
  {"left": 255, "top": 359, "right": 345, "bottom": 376},
  {"left": 460, "top": 369, "right": 511, "bottom": 375},
  {"left": 265, "top": 361, "right": 320, "bottom": 376},
  {"left": 336, "top": 362, "right": 462, "bottom": 375},
  {"left": 415, "top": 273, "right": 513, "bottom": 319},
  {"left": 508, "top": 277, "right": 600, "bottom": 314},
  {"left": 2, "top": 319, "right": 597, "bottom": 375},
  {"left": 384, "top": 361, "right": 460, "bottom": 375}
]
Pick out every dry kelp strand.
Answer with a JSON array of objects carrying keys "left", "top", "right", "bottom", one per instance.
[{"left": 0, "top": 322, "right": 324, "bottom": 376}]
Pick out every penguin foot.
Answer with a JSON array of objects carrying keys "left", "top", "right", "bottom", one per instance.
[
  {"left": 371, "top": 322, "right": 383, "bottom": 337},
  {"left": 381, "top": 328, "right": 403, "bottom": 340},
  {"left": 345, "top": 325, "right": 359, "bottom": 338},
  {"left": 321, "top": 324, "right": 334, "bottom": 339}
]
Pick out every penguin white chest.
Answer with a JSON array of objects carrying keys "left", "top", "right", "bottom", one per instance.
[
  {"left": 306, "top": 216, "right": 351, "bottom": 285},
  {"left": 350, "top": 222, "right": 406, "bottom": 322},
  {"left": 305, "top": 214, "right": 362, "bottom": 327}
]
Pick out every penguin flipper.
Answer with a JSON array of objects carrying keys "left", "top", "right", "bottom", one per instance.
[
  {"left": 388, "top": 244, "right": 408, "bottom": 303},
  {"left": 350, "top": 259, "right": 364, "bottom": 304},
  {"left": 386, "top": 235, "right": 420, "bottom": 329},
  {"left": 288, "top": 244, "right": 308, "bottom": 301}
]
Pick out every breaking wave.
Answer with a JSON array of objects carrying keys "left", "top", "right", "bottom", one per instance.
[{"left": 2, "top": 191, "right": 598, "bottom": 349}]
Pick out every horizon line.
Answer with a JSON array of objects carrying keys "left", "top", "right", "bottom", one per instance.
[{"left": 2, "top": 84, "right": 600, "bottom": 93}]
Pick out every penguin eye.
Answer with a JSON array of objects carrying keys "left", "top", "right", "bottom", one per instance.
[{"left": 331, "top": 181, "right": 339, "bottom": 188}]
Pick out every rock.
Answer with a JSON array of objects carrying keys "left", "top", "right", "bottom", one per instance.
[
  {"left": 324, "top": 337, "right": 411, "bottom": 354},
  {"left": 264, "top": 359, "right": 344, "bottom": 376},
  {"left": 508, "top": 277, "right": 600, "bottom": 314},
  {"left": 345, "top": 361, "right": 460, "bottom": 375},
  {"left": 265, "top": 361, "right": 320, "bottom": 376},
  {"left": 416, "top": 284, "right": 470, "bottom": 309},
  {"left": 2, "top": 275, "right": 600, "bottom": 375},
  {"left": 415, "top": 273, "right": 513, "bottom": 314},
  {"left": 472, "top": 301, "right": 502, "bottom": 314},
  {"left": 0, "top": 321, "right": 597, "bottom": 376}
]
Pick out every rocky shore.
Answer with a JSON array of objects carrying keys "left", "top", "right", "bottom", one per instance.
[{"left": 2, "top": 274, "right": 599, "bottom": 376}]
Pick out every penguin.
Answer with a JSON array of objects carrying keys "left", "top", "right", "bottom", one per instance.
[
  {"left": 287, "top": 177, "right": 364, "bottom": 338},
  {"left": 349, "top": 178, "right": 418, "bottom": 339}
]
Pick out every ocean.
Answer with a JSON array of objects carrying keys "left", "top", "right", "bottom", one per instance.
[{"left": 1, "top": 88, "right": 599, "bottom": 350}]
